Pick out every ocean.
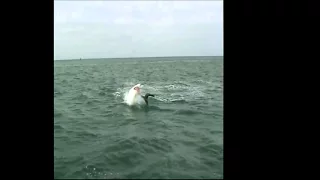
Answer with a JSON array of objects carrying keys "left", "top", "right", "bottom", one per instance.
[{"left": 54, "top": 56, "right": 223, "bottom": 179}]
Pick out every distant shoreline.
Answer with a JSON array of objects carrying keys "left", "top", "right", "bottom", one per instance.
[{"left": 54, "top": 55, "right": 223, "bottom": 61}]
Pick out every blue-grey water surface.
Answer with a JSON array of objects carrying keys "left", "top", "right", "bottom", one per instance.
[{"left": 54, "top": 56, "right": 223, "bottom": 179}]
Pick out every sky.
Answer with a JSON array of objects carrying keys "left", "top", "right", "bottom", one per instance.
[{"left": 54, "top": 1, "right": 223, "bottom": 60}]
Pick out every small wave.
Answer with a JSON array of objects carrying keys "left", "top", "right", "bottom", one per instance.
[
  {"left": 85, "top": 99, "right": 100, "bottom": 105},
  {"left": 54, "top": 87, "right": 63, "bottom": 96},
  {"left": 54, "top": 111, "right": 63, "bottom": 118},
  {"left": 98, "top": 91, "right": 106, "bottom": 96},
  {"left": 54, "top": 124, "right": 64, "bottom": 131},
  {"left": 74, "top": 92, "right": 92, "bottom": 100},
  {"left": 174, "top": 109, "right": 199, "bottom": 115},
  {"left": 197, "top": 143, "right": 223, "bottom": 157},
  {"left": 170, "top": 99, "right": 187, "bottom": 103},
  {"left": 80, "top": 130, "right": 100, "bottom": 138}
]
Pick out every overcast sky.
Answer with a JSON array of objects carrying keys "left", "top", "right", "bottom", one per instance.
[{"left": 54, "top": 1, "right": 223, "bottom": 60}]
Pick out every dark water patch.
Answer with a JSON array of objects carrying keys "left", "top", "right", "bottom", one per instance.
[
  {"left": 180, "top": 139, "right": 198, "bottom": 147},
  {"left": 98, "top": 110, "right": 113, "bottom": 117},
  {"left": 54, "top": 92, "right": 62, "bottom": 98},
  {"left": 174, "top": 109, "right": 199, "bottom": 115},
  {"left": 103, "top": 140, "right": 146, "bottom": 168},
  {"left": 210, "top": 129, "right": 223, "bottom": 135},
  {"left": 144, "top": 137, "right": 172, "bottom": 153},
  {"left": 186, "top": 71, "right": 201, "bottom": 77},
  {"left": 71, "top": 108, "right": 84, "bottom": 115},
  {"left": 212, "top": 111, "right": 223, "bottom": 118},
  {"left": 73, "top": 92, "right": 91, "bottom": 101},
  {"left": 54, "top": 87, "right": 63, "bottom": 97},
  {"left": 61, "top": 79, "right": 68, "bottom": 84},
  {"left": 197, "top": 143, "right": 223, "bottom": 156},
  {"left": 54, "top": 110, "right": 63, "bottom": 118},
  {"left": 170, "top": 99, "right": 187, "bottom": 103},
  {"left": 76, "top": 130, "right": 100, "bottom": 139},
  {"left": 54, "top": 124, "right": 64, "bottom": 131},
  {"left": 85, "top": 99, "right": 100, "bottom": 105},
  {"left": 55, "top": 155, "right": 85, "bottom": 167},
  {"left": 98, "top": 91, "right": 106, "bottom": 96},
  {"left": 57, "top": 71, "right": 77, "bottom": 77},
  {"left": 103, "top": 87, "right": 115, "bottom": 94},
  {"left": 180, "top": 129, "right": 200, "bottom": 139},
  {"left": 118, "top": 118, "right": 136, "bottom": 126}
]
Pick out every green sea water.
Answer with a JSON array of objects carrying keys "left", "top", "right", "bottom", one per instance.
[{"left": 54, "top": 56, "right": 223, "bottom": 179}]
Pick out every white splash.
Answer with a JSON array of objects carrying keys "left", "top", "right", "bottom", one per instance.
[{"left": 123, "top": 84, "right": 146, "bottom": 106}]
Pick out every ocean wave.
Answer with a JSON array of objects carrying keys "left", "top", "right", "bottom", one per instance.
[{"left": 54, "top": 58, "right": 223, "bottom": 179}]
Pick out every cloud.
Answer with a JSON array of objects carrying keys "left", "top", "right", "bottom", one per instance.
[{"left": 54, "top": 1, "right": 223, "bottom": 60}]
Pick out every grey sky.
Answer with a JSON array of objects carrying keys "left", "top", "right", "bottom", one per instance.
[{"left": 54, "top": 1, "right": 223, "bottom": 60}]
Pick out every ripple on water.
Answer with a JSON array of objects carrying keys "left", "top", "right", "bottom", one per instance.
[
  {"left": 173, "top": 109, "right": 199, "bottom": 116},
  {"left": 54, "top": 58, "right": 223, "bottom": 179}
]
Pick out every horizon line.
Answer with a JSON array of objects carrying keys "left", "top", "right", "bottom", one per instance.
[{"left": 54, "top": 55, "right": 223, "bottom": 61}]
